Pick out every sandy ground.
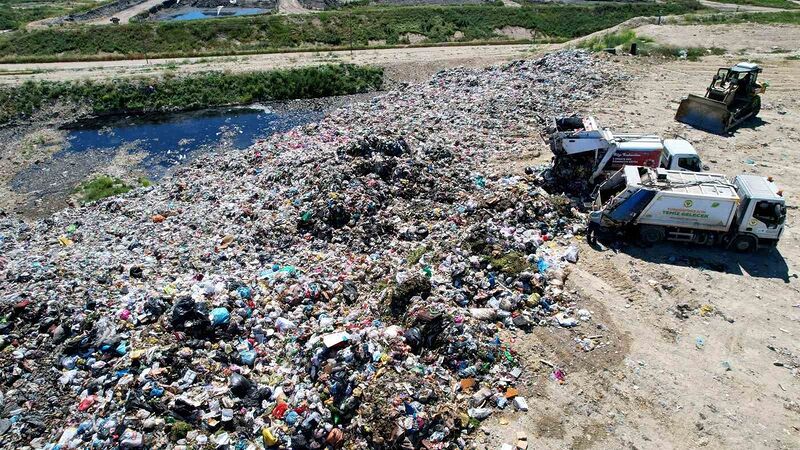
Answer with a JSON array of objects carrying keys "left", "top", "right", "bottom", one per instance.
[
  {"left": 0, "top": 44, "right": 534, "bottom": 85},
  {"left": 476, "top": 31, "right": 800, "bottom": 450},
  {"left": 637, "top": 23, "right": 800, "bottom": 54}
]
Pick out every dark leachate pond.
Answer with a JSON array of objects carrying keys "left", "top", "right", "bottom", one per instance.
[
  {"left": 10, "top": 105, "right": 323, "bottom": 215},
  {"left": 60, "top": 106, "right": 321, "bottom": 175}
]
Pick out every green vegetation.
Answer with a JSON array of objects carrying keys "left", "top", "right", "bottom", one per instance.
[
  {"left": 579, "top": 29, "right": 725, "bottom": 61},
  {"left": 578, "top": 29, "right": 646, "bottom": 52},
  {"left": 0, "top": 0, "right": 115, "bottom": 30},
  {"left": 75, "top": 175, "right": 149, "bottom": 203},
  {"left": 0, "top": 63, "right": 383, "bottom": 123},
  {"left": 683, "top": 10, "right": 800, "bottom": 25},
  {"left": 488, "top": 251, "right": 528, "bottom": 276},
  {"left": 0, "top": 2, "right": 702, "bottom": 61},
  {"left": 407, "top": 245, "right": 429, "bottom": 265},
  {"left": 169, "top": 421, "right": 193, "bottom": 441},
  {"left": 75, "top": 175, "right": 152, "bottom": 203},
  {"left": 702, "top": 0, "right": 799, "bottom": 9}
]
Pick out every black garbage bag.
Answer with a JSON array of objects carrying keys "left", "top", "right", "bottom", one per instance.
[
  {"left": 341, "top": 281, "right": 358, "bottom": 304},
  {"left": 229, "top": 373, "right": 254, "bottom": 398},
  {"left": 170, "top": 297, "right": 210, "bottom": 337}
]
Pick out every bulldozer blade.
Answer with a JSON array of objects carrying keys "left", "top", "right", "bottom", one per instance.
[{"left": 675, "top": 94, "right": 732, "bottom": 134}]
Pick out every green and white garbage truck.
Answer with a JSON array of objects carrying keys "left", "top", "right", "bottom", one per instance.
[{"left": 589, "top": 166, "right": 786, "bottom": 251}]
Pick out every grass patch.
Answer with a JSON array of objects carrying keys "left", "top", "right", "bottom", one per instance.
[
  {"left": 407, "top": 245, "right": 429, "bottom": 265},
  {"left": 579, "top": 29, "right": 725, "bottom": 61},
  {"left": 0, "top": 0, "right": 117, "bottom": 30},
  {"left": 0, "top": 2, "right": 701, "bottom": 61},
  {"left": 0, "top": 63, "right": 383, "bottom": 124},
  {"left": 75, "top": 175, "right": 141, "bottom": 203},
  {"left": 488, "top": 251, "right": 528, "bottom": 276},
  {"left": 578, "top": 29, "right": 652, "bottom": 52}
]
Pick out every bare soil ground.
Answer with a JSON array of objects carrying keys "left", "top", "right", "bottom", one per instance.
[
  {"left": 0, "top": 43, "right": 533, "bottom": 85},
  {"left": 278, "top": 0, "right": 314, "bottom": 14},
  {"left": 478, "top": 27, "right": 800, "bottom": 450},
  {"left": 637, "top": 23, "right": 800, "bottom": 54}
]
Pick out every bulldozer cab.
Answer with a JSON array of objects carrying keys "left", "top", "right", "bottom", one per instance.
[{"left": 708, "top": 64, "right": 761, "bottom": 104}]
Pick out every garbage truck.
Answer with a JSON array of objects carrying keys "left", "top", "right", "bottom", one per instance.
[
  {"left": 589, "top": 166, "right": 786, "bottom": 251},
  {"left": 547, "top": 116, "right": 704, "bottom": 187}
]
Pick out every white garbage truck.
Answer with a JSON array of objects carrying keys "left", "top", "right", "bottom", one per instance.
[
  {"left": 589, "top": 166, "right": 786, "bottom": 251},
  {"left": 547, "top": 116, "right": 705, "bottom": 185}
]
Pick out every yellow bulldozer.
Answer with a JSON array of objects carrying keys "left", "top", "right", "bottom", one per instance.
[{"left": 675, "top": 62, "right": 765, "bottom": 134}]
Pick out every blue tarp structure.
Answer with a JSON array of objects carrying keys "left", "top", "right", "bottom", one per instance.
[{"left": 608, "top": 189, "right": 657, "bottom": 223}]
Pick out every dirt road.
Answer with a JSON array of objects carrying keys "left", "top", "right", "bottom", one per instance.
[
  {"left": 0, "top": 43, "right": 534, "bottom": 84},
  {"left": 277, "top": 0, "right": 314, "bottom": 14},
  {"left": 85, "top": 0, "right": 166, "bottom": 24},
  {"left": 698, "top": 0, "right": 794, "bottom": 12},
  {"left": 477, "top": 26, "right": 800, "bottom": 450}
]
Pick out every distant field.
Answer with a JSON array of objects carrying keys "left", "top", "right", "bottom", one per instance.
[
  {"left": 0, "top": 2, "right": 702, "bottom": 62},
  {"left": 0, "top": 0, "right": 113, "bottom": 29}
]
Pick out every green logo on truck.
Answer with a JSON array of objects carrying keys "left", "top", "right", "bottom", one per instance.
[{"left": 684, "top": 200, "right": 693, "bottom": 208}]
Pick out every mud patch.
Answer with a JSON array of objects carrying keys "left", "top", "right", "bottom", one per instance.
[
  {"left": 571, "top": 422, "right": 610, "bottom": 450},
  {"left": 534, "top": 413, "right": 566, "bottom": 439}
]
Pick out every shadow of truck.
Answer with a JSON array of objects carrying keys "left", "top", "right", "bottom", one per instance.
[{"left": 622, "top": 242, "right": 793, "bottom": 283}]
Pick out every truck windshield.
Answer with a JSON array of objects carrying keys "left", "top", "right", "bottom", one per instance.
[
  {"left": 753, "top": 201, "right": 786, "bottom": 227},
  {"left": 678, "top": 157, "right": 702, "bottom": 172}
]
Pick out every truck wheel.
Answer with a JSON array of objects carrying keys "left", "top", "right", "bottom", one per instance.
[
  {"left": 639, "top": 225, "right": 665, "bottom": 245},
  {"left": 732, "top": 235, "right": 757, "bottom": 253}
]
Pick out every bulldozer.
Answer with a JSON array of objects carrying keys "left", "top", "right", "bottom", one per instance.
[{"left": 675, "top": 62, "right": 765, "bottom": 134}]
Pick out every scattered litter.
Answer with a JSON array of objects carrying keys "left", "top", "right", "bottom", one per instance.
[{"left": 696, "top": 336, "right": 706, "bottom": 349}]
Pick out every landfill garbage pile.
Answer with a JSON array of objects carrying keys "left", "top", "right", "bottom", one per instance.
[{"left": 0, "top": 50, "right": 624, "bottom": 449}]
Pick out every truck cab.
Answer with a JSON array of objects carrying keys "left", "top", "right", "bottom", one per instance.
[
  {"left": 660, "top": 139, "right": 704, "bottom": 172},
  {"left": 731, "top": 175, "right": 786, "bottom": 249}
]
